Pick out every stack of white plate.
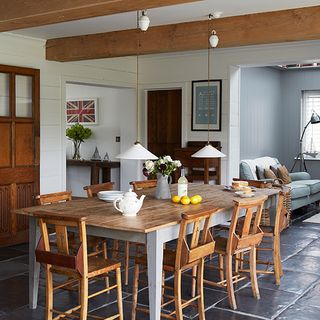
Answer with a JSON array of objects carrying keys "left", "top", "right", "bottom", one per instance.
[{"left": 98, "top": 191, "right": 124, "bottom": 202}]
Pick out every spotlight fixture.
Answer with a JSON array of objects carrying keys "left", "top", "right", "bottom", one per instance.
[{"left": 138, "top": 10, "right": 150, "bottom": 31}]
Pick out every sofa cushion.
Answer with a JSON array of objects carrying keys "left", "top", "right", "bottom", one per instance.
[
  {"left": 289, "top": 182, "right": 311, "bottom": 199},
  {"left": 295, "top": 180, "right": 320, "bottom": 195},
  {"left": 264, "top": 168, "right": 277, "bottom": 179},
  {"left": 277, "top": 165, "right": 292, "bottom": 184},
  {"left": 240, "top": 157, "right": 279, "bottom": 180},
  {"left": 256, "top": 166, "right": 265, "bottom": 179}
]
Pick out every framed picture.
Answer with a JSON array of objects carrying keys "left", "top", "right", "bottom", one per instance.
[
  {"left": 191, "top": 80, "right": 222, "bottom": 131},
  {"left": 66, "top": 98, "right": 98, "bottom": 125}
]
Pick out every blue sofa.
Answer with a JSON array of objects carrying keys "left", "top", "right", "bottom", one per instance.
[{"left": 239, "top": 157, "right": 320, "bottom": 210}]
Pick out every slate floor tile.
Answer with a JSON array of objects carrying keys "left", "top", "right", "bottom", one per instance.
[
  {"left": 295, "top": 282, "right": 320, "bottom": 308},
  {"left": 0, "top": 306, "right": 45, "bottom": 320},
  {"left": 205, "top": 307, "right": 263, "bottom": 320},
  {"left": 0, "top": 247, "right": 26, "bottom": 262},
  {"left": 296, "top": 238, "right": 320, "bottom": 257},
  {"left": 0, "top": 260, "right": 29, "bottom": 281},
  {"left": 276, "top": 304, "right": 320, "bottom": 320},
  {"left": 257, "top": 270, "right": 320, "bottom": 294},
  {"left": 8, "top": 243, "right": 29, "bottom": 253},
  {"left": 0, "top": 275, "right": 29, "bottom": 314},
  {"left": 282, "top": 254, "right": 320, "bottom": 275},
  {"left": 95, "top": 300, "right": 150, "bottom": 320},
  {"left": 215, "top": 287, "right": 298, "bottom": 319}
]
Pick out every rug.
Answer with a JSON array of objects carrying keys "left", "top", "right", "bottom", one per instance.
[{"left": 304, "top": 213, "right": 320, "bottom": 223}]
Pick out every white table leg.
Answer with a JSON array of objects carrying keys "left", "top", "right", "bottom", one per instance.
[
  {"left": 147, "top": 230, "right": 164, "bottom": 320},
  {"left": 29, "top": 216, "right": 40, "bottom": 309}
]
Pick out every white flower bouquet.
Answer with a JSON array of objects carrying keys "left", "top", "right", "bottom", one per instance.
[{"left": 143, "top": 155, "right": 182, "bottom": 178}]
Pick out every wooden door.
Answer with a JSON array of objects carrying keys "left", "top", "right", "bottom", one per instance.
[
  {"left": 0, "top": 65, "right": 40, "bottom": 246},
  {"left": 147, "top": 89, "right": 182, "bottom": 157}
]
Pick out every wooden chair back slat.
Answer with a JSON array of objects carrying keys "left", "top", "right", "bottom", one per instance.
[
  {"left": 274, "top": 192, "right": 286, "bottom": 233},
  {"left": 176, "top": 207, "right": 218, "bottom": 268},
  {"left": 227, "top": 195, "right": 267, "bottom": 254},
  {"left": 130, "top": 180, "right": 157, "bottom": 191},
  {"left": 55, "top": 225, "right": 69, "bottom": 255},
  {"left": 36, "top": 191, "right": 72, "bottom": 205},
  {"left": 35, "top": 213, "right": 87, "bottom": 275},
  {"left": 83, "top": 182, "right": 114, "bottom": 198}
]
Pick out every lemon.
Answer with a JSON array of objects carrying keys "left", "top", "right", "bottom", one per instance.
[
  {"left": 172, "top": 195, "right": 181, "bottom": 203},
  {"left": 180, "top": 196, "right": 191, "bottom": 205},
  {"left": 194, "top": 194, "right": 203, "bottom": 203},
  {"left": 190, "top": 196, "right": 199, "bottom": 205}
]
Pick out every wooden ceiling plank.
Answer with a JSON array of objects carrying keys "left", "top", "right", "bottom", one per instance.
[
  {"left": 46, "top": 5, "right": 320, "bottom": 62},
  {"left": 0, "top": 0, "right": 199, "bottom": 32}
]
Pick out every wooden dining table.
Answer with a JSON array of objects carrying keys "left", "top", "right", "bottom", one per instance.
[{"left": 14, "top": 184, "right": 279, "bottom": 320}]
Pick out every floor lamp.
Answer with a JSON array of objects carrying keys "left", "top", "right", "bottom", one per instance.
[{"left": 291, "top": 111, "right": 320, "bottom": 172}]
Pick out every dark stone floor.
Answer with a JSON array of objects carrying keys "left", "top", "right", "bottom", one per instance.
[{"left": 1, "top": 211, "right": 320, "bottom": 319}]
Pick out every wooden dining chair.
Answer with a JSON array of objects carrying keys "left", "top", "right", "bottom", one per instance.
[
  {"left": 36, "top": 191, "right": 72, "bottom": 205},
  {"left": 129, "top": 179, "right": 157, "bottom": 191},
  {"left": 238, "top": 191, "right": 285, "bottom": 285},
  {"left": 205, "top": 195, "right": 268, "bottom": 310},
  {"left": 37, "top": 191, "right": 108, "bottom": 276},
  {"left": 131, "top": 207, "right": 218, "bottom": 320},
  {"left": 83, "top": 181, "right": 114, "bottom": 197},
  {"left": 35, "top": 213, "right": 123, "bottom": 320},
  {"left": 83, "top": 181, "right": 130, "bottom": 285}
]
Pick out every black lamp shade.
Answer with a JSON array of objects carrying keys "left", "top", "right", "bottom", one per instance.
[{"left": 311, "top": 112, "right": 320, "bottom": 124}]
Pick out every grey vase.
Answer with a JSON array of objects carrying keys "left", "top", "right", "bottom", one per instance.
[{"left": 155, "top": 173, "right": 172, "bottom": 199}]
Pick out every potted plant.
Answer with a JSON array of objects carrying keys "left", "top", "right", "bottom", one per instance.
[{"left": 66, "top": 123, "right": 92, "bottom": 160}]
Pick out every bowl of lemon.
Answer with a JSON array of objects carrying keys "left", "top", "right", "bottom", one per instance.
[{"left": 171, "top": 194, "right": 202, "bottom": 205}]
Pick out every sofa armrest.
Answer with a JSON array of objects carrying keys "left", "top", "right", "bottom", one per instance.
[{"left": 289, "top": 172, "right": 311, "bottom": 181}]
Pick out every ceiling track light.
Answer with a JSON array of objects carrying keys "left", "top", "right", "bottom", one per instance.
[{"left": 138, "top": 10, "right": 150, "bottom": 31}]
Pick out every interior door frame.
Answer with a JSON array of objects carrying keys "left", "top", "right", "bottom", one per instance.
[
  {"left": 60, "top": 76, "right": 135, "bottom": 190},
  {"left": 142, "top": 82, "right": 188, "bottom": 151}
]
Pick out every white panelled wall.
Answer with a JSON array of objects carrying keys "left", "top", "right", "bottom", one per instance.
[
  {"left": 3, "top": 31, "right": 320, "bottom": 191},
  {"left": 0, "top": 33, "right": 136, "bottom": 194}
]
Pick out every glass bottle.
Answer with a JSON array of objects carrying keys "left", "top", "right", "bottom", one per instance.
[{"left": 178, "top": 167, "right": 188, "bottom": 197}]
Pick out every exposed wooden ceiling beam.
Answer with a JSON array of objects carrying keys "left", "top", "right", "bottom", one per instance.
[
  {"left": 0, "top": 0, "right": 199, "bottom": 32},
  {"left": 46, "top": 5, "right": 320, "bottom": 62}
]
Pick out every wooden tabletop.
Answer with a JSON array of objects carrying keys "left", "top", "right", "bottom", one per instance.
[{"left": 14, "top": 184, "right": 278, "bottom": 234}]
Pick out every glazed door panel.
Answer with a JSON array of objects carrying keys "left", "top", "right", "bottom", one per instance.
[{"left": 0, "top": 65, "right": 40, "bottom": 246}]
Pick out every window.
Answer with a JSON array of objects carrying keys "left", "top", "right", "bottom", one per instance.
[{"left": 302, "top": 90, "right": 320, "bottom": 153}]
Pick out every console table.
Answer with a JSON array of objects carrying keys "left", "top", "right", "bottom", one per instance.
[{"left": 66, "top": 159, "right": 120, "bottom": 185}]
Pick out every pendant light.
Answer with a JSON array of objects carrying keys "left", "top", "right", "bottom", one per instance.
[
  {"left": 117, "top": 11, "right": 158, "bottom": 160},
  {"left": 192, "top": 13, "right": 226, "bottom": 159}
]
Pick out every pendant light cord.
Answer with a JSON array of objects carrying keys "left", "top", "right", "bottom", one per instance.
[
  {"left": 207, "top": 15, "right": 212, "bottom": 144},
  {"left": 136, "top": 10, "right": 140, "bottom": 143}
]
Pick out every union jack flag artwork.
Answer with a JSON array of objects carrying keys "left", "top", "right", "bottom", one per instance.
[{"left": 66, "top": 99, "right": 97, "bottom": 124}]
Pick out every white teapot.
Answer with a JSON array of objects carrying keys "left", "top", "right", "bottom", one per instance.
[{"left": 113, "top": 188, "right": 145, "bottom": 217}]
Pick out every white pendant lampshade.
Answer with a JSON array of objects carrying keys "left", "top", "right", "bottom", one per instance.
[
  {"left": 192, "top": 143, "right": 226, "bottom": 158},
  {"left": 192, "top": 14, "right": 226, "bottom": 160},
  {"left": 138, "top": 11, "right": 150, "bottom": 31},
  {"left": 117, "top": 142, "right": 158, "bottom": 160},
  {"left": 209, "top": 31, "right": 219, "bottom": 48},
  {"left": 116, "top": 11, "right": 157, "bottom": 161}
]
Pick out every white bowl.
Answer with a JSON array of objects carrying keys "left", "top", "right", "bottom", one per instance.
[
  {"left": 98, "top": 191, "right": 123, "bottom": 201},
  {"left": 235, "top": 191, "right": 255, "bottom": 198}
]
